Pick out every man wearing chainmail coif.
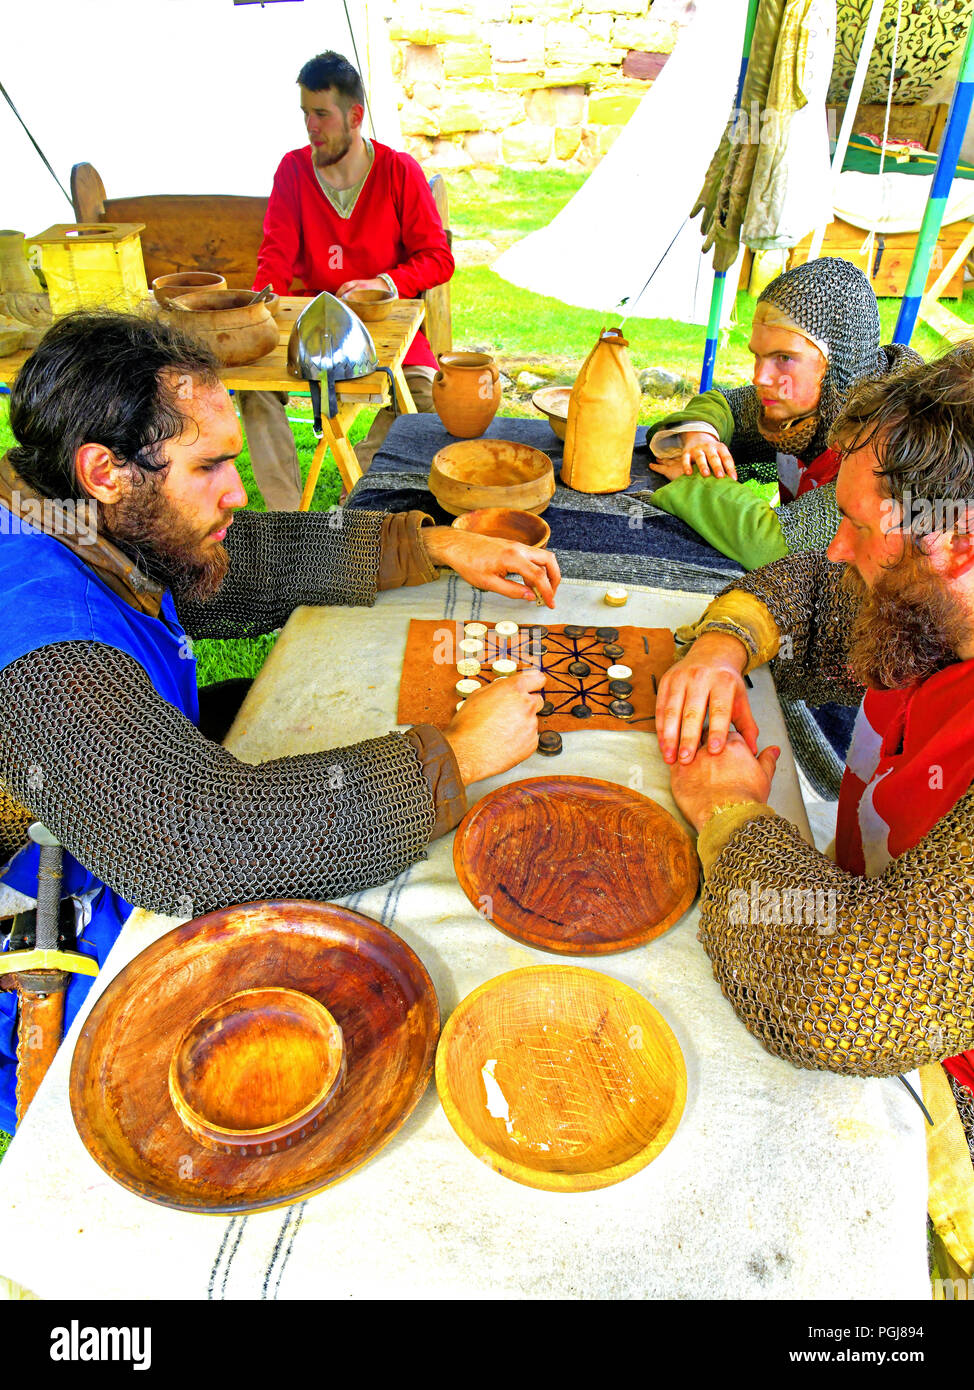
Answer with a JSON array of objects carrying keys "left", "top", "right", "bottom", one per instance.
[
  {"left": 0, "top": 311, "right": 558, "bottom": 1134},
  {"left": 644, "top": 258, "right": 922, "bottom": 571},
  {"left": 654, "top": 345, "right": 974, "bottom": 1174}
]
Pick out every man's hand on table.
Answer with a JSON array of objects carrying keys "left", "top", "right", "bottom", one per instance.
[
  {"left": 338, "top": 277, "right": 392, "bottom": 297},
  {"left": 670, "top": 732, "right": 780, "bottom": 834},
  {"left": 650, "top": 432, "right": 738, "bottom": 481},
  {"left": 444, "top": 669, "right": 546, "bottom": 784},
  {"left": 656, "top": 631, "right": 759, "bottom": 765},
  {"left": 423, "top": 527, "right": 561, "bottom": 609}
]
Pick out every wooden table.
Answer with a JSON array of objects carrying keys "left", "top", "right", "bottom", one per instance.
[
  {"left": 0, "top": 577, "right": 928, "bottom": 1301},
  {"left": 0, "top": 295, "right": 426, "bottom": 506}
]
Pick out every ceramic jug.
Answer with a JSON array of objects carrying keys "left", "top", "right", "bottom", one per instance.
[
  {"left": 432, "top": 352, "right": 502, "bottom": 438},
  {"left": 561, "top": 329, "right": 640, "bottom": 493}
]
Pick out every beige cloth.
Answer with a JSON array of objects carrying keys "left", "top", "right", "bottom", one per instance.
[{"left": 238, "top": 366, "right": 436, "bottom": 511}]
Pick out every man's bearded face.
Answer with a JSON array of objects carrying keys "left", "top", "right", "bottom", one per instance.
[
  {"left": 841, "top": 547, "right": 973, "bottom": 690},
  {"left": 102, "top": 468, "right": 231, "bottom": 603}
]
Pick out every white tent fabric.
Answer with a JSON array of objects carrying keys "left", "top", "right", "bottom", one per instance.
[
  {"left": 493, "top": 0, "right": 750, "bottom": 326},
  {"left": 1, "top": 0, "right": 401, "bottom": 240},
  {"left": 833, "top": 168, "right": 974, "bottom": 234}
]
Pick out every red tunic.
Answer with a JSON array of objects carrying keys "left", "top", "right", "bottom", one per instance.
[{"left": 254, "top": 142, "right": 454, "bottom": 369}]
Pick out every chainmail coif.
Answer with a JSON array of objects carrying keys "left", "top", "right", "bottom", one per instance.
[
  {"left": 723, "top": 258, "right": 922, "bottom": 484},
  {"left": 0, "top": 640, "right": 436, "bottom": 917},
  {"left": 695, "top": 550, "right": 974, "bottom": 1076}
]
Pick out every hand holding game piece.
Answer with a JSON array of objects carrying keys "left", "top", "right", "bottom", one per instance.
[
  {"left": 422, "top": 526, "right": 561, "bottom": 608},
  {"left": 669, "top": 732, "right": 780, "bottom": 833},
  {"left": 655, "top": 631, "right": 758, "bottom": 765},
  {"left": 443, "top": 668, "right": 546, "bottom": 785}
]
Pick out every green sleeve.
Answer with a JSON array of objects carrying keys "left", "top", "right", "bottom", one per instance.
[
  {"left": 649, "top": 475, "right": 788, "bottom": 571},
  {"left": 649, "top": 389, "right": 736, "bottom": 445}
]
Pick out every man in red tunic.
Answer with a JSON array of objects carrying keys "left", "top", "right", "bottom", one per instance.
[{"left": 240, "top": 51, "right": 454, "bottom": 509}]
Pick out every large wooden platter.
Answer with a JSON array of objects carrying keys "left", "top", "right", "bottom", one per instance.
[
  {"left": 69, "top": 901, "right": 439, "bottom": 1213},
  {"left": 436, "top": 966, "right": 687, "bottom": 1192},
  {"left": 454, "top": 776, "right": 698, "bottom": 955}
]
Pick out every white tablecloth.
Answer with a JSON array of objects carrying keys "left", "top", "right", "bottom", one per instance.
[{"left": 0, "top": 577, "right": 930, "bottom": 1300}]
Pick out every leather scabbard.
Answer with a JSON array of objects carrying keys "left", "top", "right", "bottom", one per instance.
[{"left": 14, "top": 969, "right": 67, "bottom": 1123}]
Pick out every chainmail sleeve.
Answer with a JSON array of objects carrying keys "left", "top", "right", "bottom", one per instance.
[
  {"left": 698, "top": 792, "right": 974, "bottom": 1077},
  {"left": 710, "top": 549, "right": 866, "bottom": 708},
  {"left": 0, "top": 641, "right": 436, "bottom": 915},
  {"left": 175, "top": 508, "right": 386, "bottom": 639}
]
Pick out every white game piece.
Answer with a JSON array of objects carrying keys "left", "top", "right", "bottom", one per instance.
[
  {"left": 464, "top": 622, "right": 488, "bottom": 638},
  {"left": 455, "top": 701, "right": 465, "bottom": 712},
  {"left": 491, "top": 659, "right": 518, "bottom": 675},
  {"left": 494, "top": 620, "right": 519, "bottom": 637},
  {"left": 459, "top": 638, "right": 485, "bottom": 656},
  {"left": 456, "top": 659, "right": 482, "bottom": 677},
  {"left": 455, "top": 679, "right": 481, "bottom": 697},
  {"left": 604, "top": 587, "right": 628, "bottom": 606},
  {"left": 606, "top": 664, "right": 632, "bottom": 680}
]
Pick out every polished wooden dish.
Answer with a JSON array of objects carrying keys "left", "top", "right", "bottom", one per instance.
[
  {"left": 70, "top": 900, "right": 439, "bottom": 1213},
  {"left": 454, "top": 776, "right": 698, "bottom": 954},
  {"left": 151, "top": 270, "right": 227, "bottom": 305},
  {"left": 340, "top": 287, "right": 395, "bottom": 322},
  {"left": 168, "top": 987, "right": 346, "bottom": 1155},
  {"left": 436, "top": 965, "right": 686, "bottom": 1191},
  {"left": 429, "top": 439, "right": 555, "bottom": 517},
  {"left": 532, "top": 385, "right": 572, "bottom": 441},
  {"left": 167, "top": 288, "right": 279, "bottom": 365},
  {"left": 450, "top": 506, "right": 551, "bottom": 548}
]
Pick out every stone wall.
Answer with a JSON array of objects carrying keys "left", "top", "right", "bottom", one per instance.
[{"left": 386, "top": 0, "right": 697, "bottom": 172}]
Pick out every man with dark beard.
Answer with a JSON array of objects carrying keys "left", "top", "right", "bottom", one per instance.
[
  {"left": 653, "top": 345, "right": 974, "bottom": 1150},
  {"left": 0, "top": 311, "right": 557, "bottom": 1133},
  {"left": 239, "top": 50, "right": 453, "bottom": 508}
]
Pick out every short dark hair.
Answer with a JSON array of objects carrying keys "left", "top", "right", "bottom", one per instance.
[
  {"left": 830, "top": 342, "right": 974, "bottom": 536},
  {"left": 297, "top": 51, "right": 364, "bottom": 109},
  {"left": 8, "top": 310, "right": 221, "bottom": 501}
]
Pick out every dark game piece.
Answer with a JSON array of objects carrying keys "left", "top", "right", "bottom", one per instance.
[
  {"left": 571, "top": 704, "right": 593, "bottom": 719},
  {"left": 567, "top": 660, "right": 591, "bottom": 678},
  {"left": 608, "top": 679, "right": 633, "bottom": 697},
  {"left": 539, "top": 700, "right": 554, "bottom": 717},
  {"left": 528, "top": 626, "right": 549, "bottom": 640},
  {"left": 563, "top": 624, "right": 587, "bottom": 639},
  {"left": 537, "top": 731, "right": 563, "bottom": 756},
  {"left": 602, "top": 643, "right": 624, "bottom": 659},
  {"left": 609, "top": 700, "right": 635, "bottom": 718},
  {"left": 594, "top": 627, "right": 618, "bottom": 642}
]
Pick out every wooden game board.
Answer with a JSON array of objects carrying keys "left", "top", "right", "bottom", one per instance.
[{"left": 397, "top": 620, "right": 675, "bottom": 736}]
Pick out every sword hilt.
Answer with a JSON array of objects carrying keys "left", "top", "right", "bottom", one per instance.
[{"left": 28, "top": 822, "right": 62, "bottom": 952}]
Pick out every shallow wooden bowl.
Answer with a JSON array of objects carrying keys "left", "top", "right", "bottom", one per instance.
[
  {"left": 168, "top": 987, "right": 346, "bottom": 1156},
  {"left": 450, "top": 506, "right": 551, "bottom": 548},
  {"left": 429, "top": 439, "right": 555, "bottom": 517},
  {"left": 69, "top": 900, "right": 440, "bottom": 1213},
  {"left": 340, "top": 288, "right": 395, "bottom": 322},
  {"left": 532, "top": 386, "right": 572, "bottom": 441},
  {"left": 152, "top": 271, "right": 227, "bottom": 306},
  {"left": 436, "top": 965, "right": 686, "bottom": 1191},
  {"left": 454, "top": 775, "right": 698, "bottom": 954}
]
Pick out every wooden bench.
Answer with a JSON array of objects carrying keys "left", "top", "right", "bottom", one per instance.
[{"left": 69, "top": 162, "right": 453, "bottom": 356}]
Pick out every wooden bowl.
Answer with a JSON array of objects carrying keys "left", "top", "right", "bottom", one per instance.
[
  {"left": 429, "top": 439, "right": 555, "bottom": 517},
  {"left": 450, "top": 506, "right": 551, "bottom": 548},
  {"left": 340, "top": 288, "right": 395, "bottom": 322},
  {"left": 532, "top": 386, "right": 572, "bottom": 441},
  {"left": 152, "top": 271, "right": 227, "bottom": 306},
  {"left": 168, "top": 289, "right": 279, "bottom": 366},
  {"left": 168, "top": 987, "right": 346, "bottom": 1156},
  {"left": 454, "top": 775, "right": 698, "bottom": 954},
  {"left": 69, "top": 900, "right": 440, "bottom": 1213},
  {"left": 436, "top": 965, "right": 687, "bottom": 1191}
]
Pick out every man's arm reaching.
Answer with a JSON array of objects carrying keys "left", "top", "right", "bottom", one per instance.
[{"left": 0, "top": 642, "right": 458, "bottom": 915}]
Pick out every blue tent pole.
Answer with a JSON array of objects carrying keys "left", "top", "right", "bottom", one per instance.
[
  {"left": 700, "top": 0, "right": 762, "bottom": 392},
  {"left": 893, "top": 17, "right": 974, "bottom": 345}
]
